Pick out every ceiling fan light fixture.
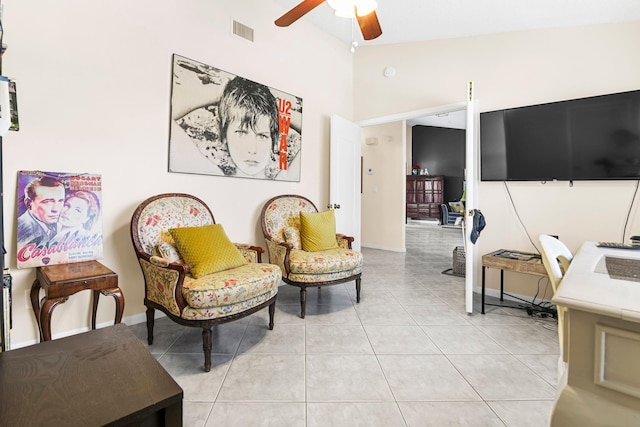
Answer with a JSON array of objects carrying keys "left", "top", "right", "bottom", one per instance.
[
  {"left": 275, "top": 0, "right": 381, "bottom": 41},
  {"left": 327, "top": 0, "right": 377, "bottom": 18},
  {"left": 326, "top": 0, "right": 354, "bottom": 18},
  {"left": 355, "top": 0, "right": 377, "bottom": 16}
]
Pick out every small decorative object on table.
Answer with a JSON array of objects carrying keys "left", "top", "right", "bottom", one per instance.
[{"left": 411, "top": 164, "right": 420, "bottom": 175}]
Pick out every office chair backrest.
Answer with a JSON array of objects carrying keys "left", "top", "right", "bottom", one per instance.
[{"left": 538, "top": 234, "right": 573, "bottom": 293}]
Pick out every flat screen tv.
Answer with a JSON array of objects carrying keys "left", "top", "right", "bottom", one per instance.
[{"left": 480, "top": 89, "right": 640, "bottom": 181}]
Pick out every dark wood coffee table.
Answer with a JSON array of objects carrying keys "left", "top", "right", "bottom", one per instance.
[{"left": 0, "top": 324, "right": 183, "bottom": 426}]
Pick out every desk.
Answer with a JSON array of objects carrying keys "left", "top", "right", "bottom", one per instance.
[
  {"left": 0, "top": 324, "right": 183, "bottom": 426},
  {"left": 30, "top": 260, "right": 125, "bottom": 341},
  {"left": 551, "top": 242, "right": 640, "bottom": 426},
  {"left": 481, "top": 249, "right": 548, "bottom": 314}
]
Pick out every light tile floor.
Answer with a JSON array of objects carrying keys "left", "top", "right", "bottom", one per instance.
[{"left": 129, "top": 221, "right": 559, "bottom": 426}]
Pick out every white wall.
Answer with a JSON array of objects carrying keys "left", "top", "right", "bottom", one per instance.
[
  {"left": 354, "top": 21, "right": 640, "bottom": 297},
  {"left": 361, "top": 122, "right": 406, "bottom": 251},
  {"left": 3, "top": 0, "right": 354, "bottom": 346}
]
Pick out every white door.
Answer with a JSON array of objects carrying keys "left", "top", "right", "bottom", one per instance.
[
  {"left": 329, "top": 114, "right": 362, "bottom": 251},
  {"left": 464, "top": 82, "right": 480, "bottom": 314}
]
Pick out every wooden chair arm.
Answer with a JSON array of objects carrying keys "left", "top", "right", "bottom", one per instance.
[
  {"left": 265, "top": 239, "right": 293, "bottom": 277},
  {"left": 138, "top": 257, "right": 189, "bottom": 315},
  {"left": 149, "top": 255, "right": 191, "bottom": 273},
  {"left": 234, "top": 243, "right": 265, "bottom": 263},
  {"left": 337, "top": 234, "right": 355, "bottom": 249}
]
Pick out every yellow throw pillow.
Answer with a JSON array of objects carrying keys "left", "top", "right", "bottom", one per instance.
[
  {"left": 300, "top": 210, "right": 339, "bottom": 252},
  {"left": 169, "top": 224, "right": 247, "bottom": 278}
]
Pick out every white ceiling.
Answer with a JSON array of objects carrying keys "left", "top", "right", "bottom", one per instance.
[{"left": 271, "top": 0, "right": 640, "bottom": 46}]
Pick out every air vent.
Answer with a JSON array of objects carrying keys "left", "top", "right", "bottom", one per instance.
[{"left": 233, "top": 20, "right": 254, "bottom": 42}]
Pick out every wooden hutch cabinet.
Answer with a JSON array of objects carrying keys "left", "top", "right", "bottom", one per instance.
[{"left": 406, "top": 175, "right": 444, "bottom": 221}]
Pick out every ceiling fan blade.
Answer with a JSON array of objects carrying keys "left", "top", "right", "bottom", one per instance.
[
  {"left": 356, "top": 9, "right": 382, "bottom": 40},
  {"left": 275, "top": 0, "right": 326, "bottom": 27}
]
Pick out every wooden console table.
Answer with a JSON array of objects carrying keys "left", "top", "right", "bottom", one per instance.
[
  {"left": 0, "top": 324, "right": 183, "bottom": 426},
  {"left": 30, "top": 260, "right": 125, "bottom": 341},
  {"left": 481, "top": 249, "right": 548, "bottom": 314}
]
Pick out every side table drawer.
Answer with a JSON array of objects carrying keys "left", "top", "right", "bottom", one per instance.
[{"left": 44, "top": 273, "right": 118, "bottom": 299}]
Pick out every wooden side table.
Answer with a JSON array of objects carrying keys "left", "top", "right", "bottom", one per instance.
[
  {"left": 30, "top": 260, "right": 125, "bottom": 341},
  {"left": 481, "top": 249, "right": 548, "bottom": 314}
]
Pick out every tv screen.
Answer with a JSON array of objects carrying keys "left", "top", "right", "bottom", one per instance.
[{"left": 480, "top": 89, "right": 640, "bottom": 181}]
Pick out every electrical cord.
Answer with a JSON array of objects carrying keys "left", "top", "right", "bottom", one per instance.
[
  {"left": 506, "top": 179, "right": 640, "bottom": 247},
  {"left": 532, "top": 280, "right": 548, "bottom": 309},
  {"left": 503, "top": 182, "right": 539, "bottom": 253},
  {"left": 622, "top": 180, "right": 640, "bottom": 243},
  {"left": 532, "top": 277, "right": 554, "bottom": 308},
  {"left": 502, "top": 291, "right": 556, "bottom": 311},
  {"left": 499, "top": 277, "right": 557, "bottom": 318},
  {"left": 530, "top": 277, "right": 543, "bottom": 305}
]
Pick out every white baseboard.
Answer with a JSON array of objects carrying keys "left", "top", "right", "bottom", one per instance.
[
  {"left": 10, "top": 311, "right": 166, "bottom": 350},
  {"left": 361, "top": 243, "right": 406, "bottom": 252}
]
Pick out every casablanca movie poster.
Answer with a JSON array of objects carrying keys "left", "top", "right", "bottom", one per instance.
[
  {"left": 16, "top": 171, "right": 103, "bottom": 268},
  {"left": 168, "top": 54, "right": 303, "bottom": 181}
]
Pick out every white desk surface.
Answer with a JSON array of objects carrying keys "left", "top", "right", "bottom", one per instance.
[{"left": 552, "top": 241, "right": 640, "bottom": 322}]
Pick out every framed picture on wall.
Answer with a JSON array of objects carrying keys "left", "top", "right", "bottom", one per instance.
[
  {"left": 168, "top": 54, "right": 303, "bottom": 181},
  {"left": 16, "top": 171, "right": 103, "bottom": 268}
]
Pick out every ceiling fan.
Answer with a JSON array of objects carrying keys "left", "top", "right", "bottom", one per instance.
[{"left": 275, "top": 0, "right": 383, "bottom": 41}]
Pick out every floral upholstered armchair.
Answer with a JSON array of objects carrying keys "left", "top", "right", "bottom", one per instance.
[
  {"left": 260, "top": 194, "right": 363, "bottom": 318},
  {"left": 131, "top": 193, "right": 281, "bottom": 372}
]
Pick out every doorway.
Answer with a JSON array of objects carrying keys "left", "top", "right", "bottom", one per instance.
[
  {"left": 356, "top": 99, "right": 477, "bottom": 313},
  {"left": 357, "top": 102, "right": 468, "bottom": 253}
]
